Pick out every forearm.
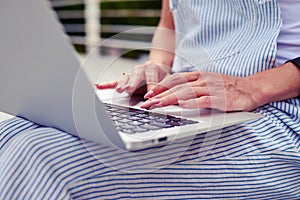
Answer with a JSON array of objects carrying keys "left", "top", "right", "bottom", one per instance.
[
  {"left": 149, "top": 27, "right": 175, "bottom": 68},
  {"left": 149, "top": 0, "right": 175, "bottom": 68},
  {"left": 249, "top": 62, "right": 300, "bottom": 106}
]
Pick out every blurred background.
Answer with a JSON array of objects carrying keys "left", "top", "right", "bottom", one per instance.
[{"left": 49, "top": 0, "right": 161, "bottom": 60}]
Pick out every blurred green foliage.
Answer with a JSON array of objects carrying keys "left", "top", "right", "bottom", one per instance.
[
  {"left": 101, "top": 0, "right": 161, "bottom": 10},
  {"left": 51, "top": 0, "right": 161, "bottom": 57},
  {"left": 100, "top": 0, "right": 161, "bottom": 58}
]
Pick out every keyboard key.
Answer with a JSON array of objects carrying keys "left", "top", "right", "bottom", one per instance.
[
  {"left": 109, "top": 112, "right": 120, "bottom": 116},
  {"left": 151, "top": 121, "right": 174, "bottom": 128},
  {"left": 140, "top": 124, "right": 161, "bottom": 130},
  {"left": 111, "top": 116, "right": 122, "bottom": 121},
  {"left": 128, "top": 116, "right": 141, "bottom": 121},
  {"left": 128, "top": 121, "right": 143, "bottom": 126},
  {"left": 154, "top": 118, "right": 169, "bottom": 123},
  {"left": 132, "top": 109, "right": 148, "bottom": 114},
  {"left": 167, "top": 121, "right": 181, "bottom": 126},
  {"left": 120, "top": 124, "right": 136, "bottom": 130},
  {"left": 132, "top": 127, "right": 148, "bottom": 132},
  {"left": 138, "top": 118, "right": 152, "bottom": 123},
  {"left": 168, "top": 116, "right": 181, "bottom": 122},
  {"left": 117, "top": 118, "right": 132, "bottom": 123},
  {"left": 121, "top": 129, "right": 135, "bottom": 134}
]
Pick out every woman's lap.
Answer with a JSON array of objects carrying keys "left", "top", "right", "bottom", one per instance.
[{"left": 0, "top": 109, "right": 299, "bottom": 199}]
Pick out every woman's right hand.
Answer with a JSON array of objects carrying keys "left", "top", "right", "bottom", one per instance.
[{"left": 96, "top": 61, "right": 171, "bottom": 95}]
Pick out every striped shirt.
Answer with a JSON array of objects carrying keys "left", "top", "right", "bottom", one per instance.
[{"left": 0, "top": 0, "right": 299, "bottom": 199}]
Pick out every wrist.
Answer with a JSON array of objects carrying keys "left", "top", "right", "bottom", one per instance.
[
  {"left": 148, "top": 49, "right": 174, "bottom": 69},
  {"left": 247, "top": 75, "right": 270, "bottom": 108},
  {"left": 147, "top": 57, "right": 173, "bottom": 70},
  {"left": 247, "top": 62, "right": 300, "bottom": 106},
  {"left": 148, "top": 58, "right": 173, "bottom": 69}
]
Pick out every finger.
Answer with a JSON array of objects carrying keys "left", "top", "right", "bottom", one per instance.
[
  {"left": 140, "top": 99, "right": 161, "bottom": 109},
  {"left": 116, "top": 74, "right": 130, "bottom": 93},
  {"left": 124, "top": 68, "right": 145, "bottom": 93},
  {"left": 178, "top": 96, "right": 214, "bottom": 109},
  {"left": 145, "top": 63, "right": 159, "bottom": 92},
  {"left": 151, "top": 71, "right": 200, "bottom": 97},
  {"left": 155, "top": 85, "right": 210, "bottom": 108},
  {"left": 178, "top": 96, "right": 228, "bottom": 111},
  {"left": 152, "top": 82, "right": 210, "bottom": 100},
  {"left": 95, "top": 81, "right": 118, "bottom": 90},
  {"left": 142, "top": 86, "right": 181, "bottom": 108},
  {"left": 142, "top": 83, "right": 211, "bottom": 109},
  {"left": 142, "top": 91, "right": 178, "bottom": 109}
]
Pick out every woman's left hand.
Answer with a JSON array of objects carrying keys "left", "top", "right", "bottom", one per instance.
[{"left": 140, "top": 71, "right": 261, "bottom": 112}]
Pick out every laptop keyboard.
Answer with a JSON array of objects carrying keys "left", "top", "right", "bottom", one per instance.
[{"left": 104, "top": 103, "right": 198, "bottom": 134}]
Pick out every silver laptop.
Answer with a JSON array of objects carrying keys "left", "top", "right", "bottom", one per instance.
[{"left": 0, "top": 0, "right": 261, "bottom": 151}]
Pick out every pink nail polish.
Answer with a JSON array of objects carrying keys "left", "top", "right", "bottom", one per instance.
[
  {"left": 140, "top": 99, "right": 160, "bottom": 109},
  {"left": 144, "top": 90, "right": 154, "bottom": 99},
  {"left": 178, "top": 100, "right": 187, "bottom": 107}
]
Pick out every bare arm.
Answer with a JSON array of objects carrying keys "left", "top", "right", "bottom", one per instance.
[
  {"left": 249, "top": 62, "right": 300, "bottom": 107},
  {"left": 96, "top": 0, "right": 176, "bottom": 93},
  {"left": 148, "top": 0, "right": 175, "bottom": 68}
]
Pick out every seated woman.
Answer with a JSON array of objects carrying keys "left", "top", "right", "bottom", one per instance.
[{"left": 1, "top": 0, "right": 299, "bottom": 199}]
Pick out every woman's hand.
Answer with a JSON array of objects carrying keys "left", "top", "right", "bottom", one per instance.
[
  {"left": 141, "top": 62, "right": 300, "bottom": 111},
  {"left": 96, "top": 61, "right": 171, "bottom": 94},
  {"left": 140, "top": 71, "right": 261, "bottom": 112}
]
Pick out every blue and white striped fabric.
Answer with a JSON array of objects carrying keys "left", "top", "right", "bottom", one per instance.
[
  {"left": 0, "top": 0, "right": 300, "bottom": 199},
  {"left": 1, "top": 114, "right": 300, "bottom": 199}
]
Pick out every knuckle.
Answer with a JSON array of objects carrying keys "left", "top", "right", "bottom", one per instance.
[
  {"left": 184, "top": 92, "right": 195, "bottom": 100},
  {"left": 197, "top": 79, "right": 206, "bottom": 86},
  {"left": 173, "top": 84, "right": 183, "bottom": 90},
  {"left": 144, "top": 60, "right": 154, "bottom": 65},
  {"left": 171, "top": 73, "right": 182, "bottom": 81},
  {"left": 188, "top": 89, "right": 198, "bottom": 99},
  {"left": 133, "top": 65, "right": 143, "bottom": 70},
  {"left": 163, "top": 96, "right": 175, "bottom": 106},
  {"left": 203, "top": 96, "right": 212, "bottom": 106}
]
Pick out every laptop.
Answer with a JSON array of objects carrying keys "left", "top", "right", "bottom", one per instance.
[{"left": 0, "top": 0, "right": 261, "bottom": 151}]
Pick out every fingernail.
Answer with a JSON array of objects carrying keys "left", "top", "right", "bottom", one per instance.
[
  {"left": 178, "top": 100, "right": 185, "bottom": 106},
  {"left": 144, "top": 90, "right": 154, "bottom": 99},
  {"left": 116, "top": 85, "right": 123, "bottom": 92},
  {"left": 95, "top": 84, "right": 106, "bottom": 90},
  {"left": 125, "top": 85, "right": 134, "bottom": 92},
  {"left": 140, "top": 99, "right": 160, "bottom": 108},
  {"left": 177, "top": 100, "right": 183, "bottom": 104}
]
